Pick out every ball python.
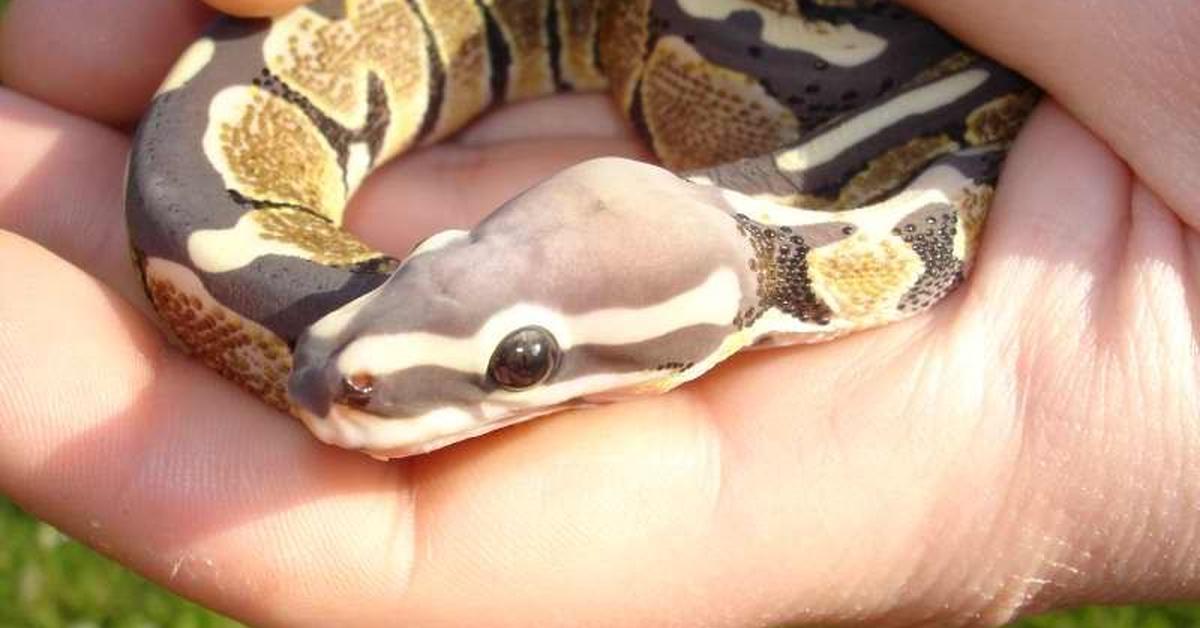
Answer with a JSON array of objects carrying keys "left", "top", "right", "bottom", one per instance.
[{"left": 126, "top": 0, "right": 1038, "bottom": 458}]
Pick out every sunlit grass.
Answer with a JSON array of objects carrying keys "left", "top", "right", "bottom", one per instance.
[
  {"left": 3, "top": 496, "right": 1199, "bottom": 626},
  {"left": 0, "top": 498, "right": 240, "bottom": 627}
]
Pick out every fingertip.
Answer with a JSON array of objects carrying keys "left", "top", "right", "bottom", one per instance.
[
  {"left": 0, "top": 232, "right": 162, "bottom": 473},
  {"left": 201, "top": 0, "right": 307, "bottom": 18},
  {"left": 0, "top": 0, "right": 214, "bottom": 126}
]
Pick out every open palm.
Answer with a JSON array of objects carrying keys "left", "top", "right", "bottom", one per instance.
[{"left": 1, "top": 1, "right": 1196, "bottom": 625}]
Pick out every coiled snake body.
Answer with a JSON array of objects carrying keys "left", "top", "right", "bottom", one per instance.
[{"left": 126, "top": 0, "right": 1037, "bottom": 458}]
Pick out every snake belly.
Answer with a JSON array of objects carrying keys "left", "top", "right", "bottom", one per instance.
[{"left": 126, "top": 0, "right": 1038, "bottom": 458}]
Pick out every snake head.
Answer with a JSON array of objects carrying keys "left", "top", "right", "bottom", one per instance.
[{"left": 287, "top": 158, "right": 754, "bottom": 458}]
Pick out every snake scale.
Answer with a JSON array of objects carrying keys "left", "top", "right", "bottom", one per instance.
[{"left": 126, "top": 0, "right": 1038, "bottom": 458}]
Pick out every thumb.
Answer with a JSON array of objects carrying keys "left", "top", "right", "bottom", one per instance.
[{"left": 903, "top": 0, "right": 1200, "bottom": 227}]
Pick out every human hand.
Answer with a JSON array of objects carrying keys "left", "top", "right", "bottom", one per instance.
[{"left": 0, "top": 0, "right": 1196, "bottom": 625}]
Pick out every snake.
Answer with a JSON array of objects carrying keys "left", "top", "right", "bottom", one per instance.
[{"left": 126, "top": 0, "right": 1038, "bottom": 458}]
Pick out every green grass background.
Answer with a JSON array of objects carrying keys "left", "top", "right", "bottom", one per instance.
[
  {"left": 3, "top": 496, "right": 1200, "bottom": 627},
  {"left": 0, "top": 0, "right": 1198, "bottom": 625}
]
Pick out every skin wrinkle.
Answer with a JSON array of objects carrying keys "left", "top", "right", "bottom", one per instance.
[
  {"left": 997, "top": 388, "right": 1098, "bottom": 618},
  {"left": 79, "top": 357, "right": 413, "bottom": 625},
  {"left": 1012, "top": 172, "right": 1200, "bottom": 613},
  {"left": 906, "top": 343, "right": 1015, "bottom": 622},
  {"left": 661, "top": 386, "right": 725, "bottom": 523},
  {"left": 1124, "top": 186, "right": 1200, "bottom": 598},
  {"left": 971, "top": 442, "right": 1042, "bottom": 621},
  {"left": 1188, "top": 232, "right": 1200, "bottom": 339},
  {"left": 1089, "top": 187, "right": 1189, "bottom": 602},
  {"left": 948, "top": 253, "right": 1033, "bottom": 618},
  {"left": 1121, "top": 207, "right": 1167, "bottom": 414}
]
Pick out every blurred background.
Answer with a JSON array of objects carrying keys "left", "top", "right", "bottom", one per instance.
[{"left": 0, "top": 0, "right": 1197, "bottom": 625}]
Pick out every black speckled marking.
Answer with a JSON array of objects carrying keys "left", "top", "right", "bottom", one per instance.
[
  {"left": 643, "top": 0, "right": 1038, "bottom": 210},
  {"left": 732, "top": 214, "right": 856, "bottom": 328},
  {"left": 894, "top": 203, "right": 962, "bottom": 313},
  {"left": 649, "top": 0, "right": 961, "bottom": 133}
]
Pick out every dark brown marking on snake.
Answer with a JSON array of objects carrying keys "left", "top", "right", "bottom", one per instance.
[
  {"left": 626, "top": 80, "right": 652, "bottom": 150},
  {"left": 545, "top": 0, "right": 570, "bottom": 91},
  {"left": 794, "top": 60, "right": 1032, "bottom": 200},
  {"left": 252, "top": 70, "right": 354, "bottom": 173},
  {"left": 226, "top": 188, "right": 323, "bottom": 214},
  {"left": 144, "top": 269, "right": 293, "bottom": 411},
  {"left": 894, "top": 203, "right": 962, "bottom": 314},
  {"left": 477, "top": 0, "right": 513, "bottom": 106},
  {"left": 938, "top": 146, "right": 1008, "bottom": 186},
  {"left": 249, "top": 69, "right": 392, "bottom": 191},
  {"left": 733, "top": 214, "right": 854, "bottom": 328},
  {"left": 689, "top": 61, "right": 1032, "bottom": 204},
  {"left": 361, "top": 73, "right": 393, "bottom": 161},
  {"left": 406, "top": 0, "right": 448, "bottom": 143},
  {"left": 650, "top": 0, "right": 961, "bottom": 132}
]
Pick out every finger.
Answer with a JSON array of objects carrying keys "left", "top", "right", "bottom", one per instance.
[
  {"left": 0, "top": 88, "right": 142, "bottom": 302},
  {"left": 958, "top": 101, "right": 1200, "bottom": 611},
  {"left": 201, "top": 0, "right": 308, "bottom": 17},
  {"left": 0, "top": 0, "right": 214, "bottom": 126},
  {"left": 0, "top": 232, "right": 416, "bottom": 625},
  {"left": 903, "top": 0, "right": 1200, "bottom": 229},
  {"left": 969, "top": 100, "right": 1133, "bottom": 324},
  {"left": 348, "top": 94, "right": 647, "bottom": 254}
]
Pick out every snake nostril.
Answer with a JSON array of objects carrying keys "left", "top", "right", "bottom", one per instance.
[{"left": 337, "top": 372, "right": 376, "bottom": 409}]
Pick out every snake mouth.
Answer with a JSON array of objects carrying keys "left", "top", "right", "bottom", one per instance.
[
  {"left": 293, "top": 402, "right": 477, "bottom": 458},
  {"left": 292, "top": 400, "right": 577, "bottom": 459}
]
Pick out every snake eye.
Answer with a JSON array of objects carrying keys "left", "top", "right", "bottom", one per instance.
[
  {"left": 338, "top": 372, "right": 376, "bottom": 408},
  {"left": 488, "top": 326, "right": 560, "bottom": 390}
]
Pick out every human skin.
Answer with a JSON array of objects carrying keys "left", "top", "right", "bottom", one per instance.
[{"left": 0, "top": 0, "right": 1197, "bottom": 626}]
